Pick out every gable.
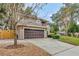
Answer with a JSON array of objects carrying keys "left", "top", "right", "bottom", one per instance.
[{"left": 17, "top": 18, "right": 42, "bottom": 26}]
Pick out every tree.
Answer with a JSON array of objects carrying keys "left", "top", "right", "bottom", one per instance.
[
  {"left": 51, "top": 3, "right": 79, "bottom": 34},
  {"left": 0, "top": 4, "right": 7, "bottom": 29},
  {"left": 3, "top": 3, "right": 24, "bottom": 46},
  {"left": 50, "top": 23, "right": 59, "bottom": 34},
  {"left": 25, "top": 3, "right": 47, "bottom": 17},
  {"left": 25, "top": 7, "right": 33, "bottom": 15},
  {"left": 0, "top": 4, "right": 7, "bottom": 19},
  {"left": 63, "top": 4, "right": 79, "bottom": 34},
  {"left": 2, "top": 3, "right": 47, "bottom": 46},
  {"left": 68, "top": 20, "right": 79, "bottom": 33}
]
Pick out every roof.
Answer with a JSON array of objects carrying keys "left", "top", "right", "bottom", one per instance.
[
  {"left": 17, "top": 25, "right": 47, "bottom": 29},
  {"left": 23, "top": 14, "right": 48, "bottom": 23},
  {"left": 24, "top": 14, "right": 37, "bottom": 20}
]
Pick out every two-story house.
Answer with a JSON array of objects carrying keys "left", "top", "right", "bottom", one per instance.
[{"left": 16, "top": 15, "right": 50, "bottom": 39}]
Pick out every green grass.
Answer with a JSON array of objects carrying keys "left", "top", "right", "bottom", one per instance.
[{"left": 59, "top": 36, "right": 79, "bottom": 46}]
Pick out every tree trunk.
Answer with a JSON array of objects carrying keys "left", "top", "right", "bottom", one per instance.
[
  {"left": 14, "top": 37, "right": 17, "bottom": 46},
  {"left": 13, "top": 25, "right": 17, "bottom": 46}
]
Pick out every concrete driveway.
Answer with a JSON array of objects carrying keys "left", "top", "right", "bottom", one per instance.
[
  {"left": 0, "top": 38, "right": 77, "bottom": 56},
  {"left": 55, "top": 46, "right": 79, "bottom": 56},
  {"left": 25, "top": 38, "right": 75, "bottom": 55}
]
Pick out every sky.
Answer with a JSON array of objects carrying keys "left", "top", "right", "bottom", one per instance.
[
  {"left": 38, "top": 3, "right": 64, "bottom": 22},
  {"left": 25, "top": 3, "right": 64, "bottom": 22}
]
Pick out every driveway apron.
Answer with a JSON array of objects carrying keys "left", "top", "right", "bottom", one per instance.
[{"left": 26, "top": 38, "right": 75, "bottom": 55}]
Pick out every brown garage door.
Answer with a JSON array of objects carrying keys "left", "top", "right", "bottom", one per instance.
[{"left": 24, "top": 29, "right": 44, "bottom": 39}]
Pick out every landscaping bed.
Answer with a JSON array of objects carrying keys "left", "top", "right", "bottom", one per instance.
[
  {"left": 59, "top": 36, "right": 79, "bottom": 46},
  {"left": 0, "top": 43, "right": 50, "bottom": 56}
]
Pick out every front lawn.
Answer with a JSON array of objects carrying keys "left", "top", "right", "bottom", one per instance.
[
  {"left": 0, "top": 43, "right": 50, "bottom": 56},
  {"left": 59, "top": 36, "right": 79, "bottom": 46}
]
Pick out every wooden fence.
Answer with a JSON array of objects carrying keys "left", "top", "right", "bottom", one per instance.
[{"left": 0, "top": 30, "right": 15, "bottom": 39}]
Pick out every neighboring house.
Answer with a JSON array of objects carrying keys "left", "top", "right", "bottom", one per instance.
[{"left": 16, "top": 15, "right": 50, "bottom": 39}]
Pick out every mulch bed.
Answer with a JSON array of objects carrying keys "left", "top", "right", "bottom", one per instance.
[
  {"left": 5, "top": 44, "right": 25, "bottom": 49},
  {"left": 0, "top": 43, "right": 50, "bottom": 56}
]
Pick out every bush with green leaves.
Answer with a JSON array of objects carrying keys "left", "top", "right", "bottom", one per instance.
[
  {"left": 51, "top": 34, "right": 60, "bottom": 39},
  {"left": 50, "top": 23, "right": 59, "bottom": 34},
  {"left": 48, "top": 33, "right": 60, "bottom": 39},
  {"left": 68, "top": 20, "right": 79, "bottom": 33}
]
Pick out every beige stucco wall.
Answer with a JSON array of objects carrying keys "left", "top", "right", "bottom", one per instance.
[
  {"left": 17, "top": 27, "right": 24, "bottom": 39},
  {"left": 44, "top": 29, "right": 47, "bottom": 38},
  {"left": 47, "top": 25, "right": 50, "bottom": 35},
  {"left": 17, "top": 18, "right": 42, "bottom": 26}
]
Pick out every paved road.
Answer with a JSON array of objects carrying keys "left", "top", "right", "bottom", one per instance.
[{"left": 0, "top": 38, "right": 78, "bottom": 56}]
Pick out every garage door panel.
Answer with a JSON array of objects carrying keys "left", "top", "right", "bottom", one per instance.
[{"left": 24, "top": 29, "right": 44, "bottom": 39}]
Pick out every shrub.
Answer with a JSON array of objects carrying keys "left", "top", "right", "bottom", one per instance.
[
  {"left": 51, "top": 34, "right": 60, "bottom": 39},
  {"left": 48, "top": 33, "right": 60, "bottom": 39},
  {"left": 48, "top": 33, "right": 54, "bottom": 38},
  {"left": 48, "top": 35, "right": 52, "bottom": 38},
  {"left": 67, "top": 33, "right": 71, "bottom": 36}
]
